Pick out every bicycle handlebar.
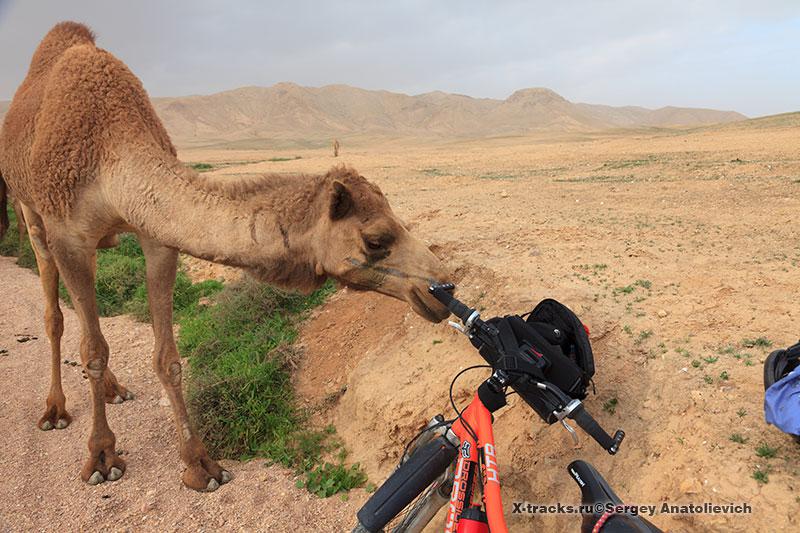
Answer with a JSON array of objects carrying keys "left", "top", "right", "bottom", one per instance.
[
  {"left": 429, "top": 282, "right": 476, "bottom": 323},
  {"left": 428, "top": 282, "right": 625, "bottom": 455},
  {"left": 569, "top": 403, "right": 626, "bottom": 455}
]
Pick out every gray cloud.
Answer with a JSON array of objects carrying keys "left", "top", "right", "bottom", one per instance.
[{"left": 0, "top": 0, "right": 797, "bottom": 116}]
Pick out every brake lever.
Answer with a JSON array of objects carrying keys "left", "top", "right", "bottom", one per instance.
[
  {"left": 560, "top": 419, "right": 580, "bottom": 448},
  {"left": 553, "top": 399, "right": 582, "bottom": 449},
  {"left": 448, "top": 320, "right": 467, "bottom": 335}
]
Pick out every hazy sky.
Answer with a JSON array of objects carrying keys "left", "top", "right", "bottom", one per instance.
[{"left": 0, "top": 0, "right": 798, "bottom": 117}]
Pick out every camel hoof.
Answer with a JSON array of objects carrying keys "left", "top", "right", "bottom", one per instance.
[
  {"left": 205, "top": 478, "right": 219, "bottom": 492},
  {"left": 221, "top": 470, "right": 232, "bottom": 484},
  {"left": 55, "top": 418, "right": 69, "bottom": 430},
  {"left": 123, "top": 391, "right": 135, "bottom": 401},
  {"left": 40, "top": 420, "right": 54, "bottom": 431},
  {"left": 87, "top": 471, "right": 104, "bottom": 485},
  {"left": 111, "top": 395, "right": 124, "bottom": 404},
  {"left": 107, "top": 467, "right": 123, "bottom": 481}
]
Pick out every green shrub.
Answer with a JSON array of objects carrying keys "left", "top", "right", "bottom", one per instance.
[
  {"left": 180, "top": 278, "right": 334, "bottom": 458},
  {"left": 179, "top": 278, "right": 361, "bottom": 496},
  {"left": 299, "top": 462, "right": 368, "bottom": 498}
]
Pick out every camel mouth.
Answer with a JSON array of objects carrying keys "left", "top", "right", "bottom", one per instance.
[{"left": 409, "top": 287, "right": 450, "bottom": 323}]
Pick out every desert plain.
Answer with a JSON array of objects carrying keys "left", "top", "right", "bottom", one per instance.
[{"left": 1, "top": 105, "right": 799, "bottom": 532}]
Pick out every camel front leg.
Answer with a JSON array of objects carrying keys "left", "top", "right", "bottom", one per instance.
[
  {"left": 48, "top": 232, "right": 125, "bottom": 485},
  {"left": 139, "top": 235, "right": 231, "bottom": 492}
]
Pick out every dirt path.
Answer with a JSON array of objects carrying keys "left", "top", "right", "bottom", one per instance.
[{"left": 0, "top": 257, "right": 365, "bottom": 532}]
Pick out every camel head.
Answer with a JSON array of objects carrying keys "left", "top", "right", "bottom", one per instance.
[{"left": 312, "top": 167, "right": 451, "bottom": 323}]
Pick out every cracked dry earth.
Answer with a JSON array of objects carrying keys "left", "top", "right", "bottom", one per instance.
[{"left": 0, "top": 257, "right": 366, "bottom": 532}]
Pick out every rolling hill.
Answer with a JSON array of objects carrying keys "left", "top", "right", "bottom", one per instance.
[{"left": 0, "top": 83, "right": 747, "bottom": 147}]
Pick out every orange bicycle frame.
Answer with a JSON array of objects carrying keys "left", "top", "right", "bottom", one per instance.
[{"left": 444, "top": 392, "right": 508, "bottom": 533}]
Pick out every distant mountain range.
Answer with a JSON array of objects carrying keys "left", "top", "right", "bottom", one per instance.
[{"left": 0, "top": 83, "right": 747, "bottom": 147}]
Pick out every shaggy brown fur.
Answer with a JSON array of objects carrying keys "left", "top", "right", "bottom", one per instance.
[{"left": 0, "top": 22, "right": 450, "bottom": 492}]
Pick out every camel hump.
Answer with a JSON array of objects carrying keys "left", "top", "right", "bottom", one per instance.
[{"left": 29, "top": 21, "right": 96, "bottom": 75}]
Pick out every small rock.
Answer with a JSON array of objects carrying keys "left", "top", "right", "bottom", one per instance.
[
  {"left": 679, "top": 477, "right": 702, "bottom": 494},
  {"left": 0, "top": 348, "right": 8, "bottom": 357},
  {"left": 500, "top": 191, "right": 509, "bottom": 198},
  {"left": 657, "top": 310, "right": 668, "bottom": 318}
]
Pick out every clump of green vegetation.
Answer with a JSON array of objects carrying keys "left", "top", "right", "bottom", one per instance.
[
  {"left": 634, "top": 329, "right": 653, "bottom": 345},
  {"left": 0, "top": 204, "right": 37, "bottom": 270},
  {"left": 180, "top": 278, "right": 364, "bottom": 496},
  {"left": 603, "top": 397, "right": 618, "bottom": 415},
  {"left": 729, "top": 433, "right": 748, "bottom": 444},
  {"left": 614, "top": 284, "right": 635, "bottom": 295},
  {"left": 742, "top": 337, "right": 772, "bottom": 349},
  {"left": 420, "top": 167, "right": 446, "bottom": 176},
  {"left": 752, "top": 467, "right": 769, "bottom": 484},
  {"left": 298, "top": 460, "right": 368, "bottom": 498},
  {"left": 755, "top": 443, "right": 778, "bottom": 459},
  {"left": 718, "top": 342, "right": 756, "bottom": 366},
  {"left": 268, "top": 156, "right": 303, "bottom": 162},
  {"left": 190, "top": 162, "right": 215, "bottom": 172}
]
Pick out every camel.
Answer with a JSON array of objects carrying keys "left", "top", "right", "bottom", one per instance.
[{"left": 0, "top": 22, "right": 450, "bottom": 492}]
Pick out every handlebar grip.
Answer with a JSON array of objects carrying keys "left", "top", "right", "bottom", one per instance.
[
  {"left": 428, "top": 283, "right": 475, "bottom": 323},
  {"left": 570, "top": 404, "right": 625, "bottom": 455}
]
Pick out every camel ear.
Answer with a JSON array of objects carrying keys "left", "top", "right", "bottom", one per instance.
[{"left": 330, "top": 180, "right": 353, "bottom": 220}]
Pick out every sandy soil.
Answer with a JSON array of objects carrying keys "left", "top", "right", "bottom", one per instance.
[{"left": 2, "top": 119, "right": 799, "bottom": 532}]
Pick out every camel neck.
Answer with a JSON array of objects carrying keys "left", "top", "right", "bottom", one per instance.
[{"left": 111, "top": 153, "right": 324, "bottom": 275}]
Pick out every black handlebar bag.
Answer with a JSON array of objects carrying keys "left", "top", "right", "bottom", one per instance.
[{"left": 476, "top": 298, "right": 595, "bottom": 423}]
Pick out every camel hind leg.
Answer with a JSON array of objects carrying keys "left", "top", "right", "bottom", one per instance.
[
  {"left": 46, "top": 228, "right": 125, "bottom": 484},
  {"left": 22, "top": 205, "right": 134, "bottom": 434},
  {"left": 21, "top": 205, "right": 71, "bottom": 430},
  {"left": 139, "top": 234, "right": 231, "bottom": 491}
]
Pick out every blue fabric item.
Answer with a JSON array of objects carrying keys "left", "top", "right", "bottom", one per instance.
[{"left": 765, "top": 365, "right": 800, "bottom": 435}]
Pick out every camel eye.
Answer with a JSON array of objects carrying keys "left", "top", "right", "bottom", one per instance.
[{"left": 366, "top": 240, "right": 384, "bottom": 251}]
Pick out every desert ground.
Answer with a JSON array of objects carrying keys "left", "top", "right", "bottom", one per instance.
[{"left": 1, "top": 114, "right": 799, "bottom": 532}]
